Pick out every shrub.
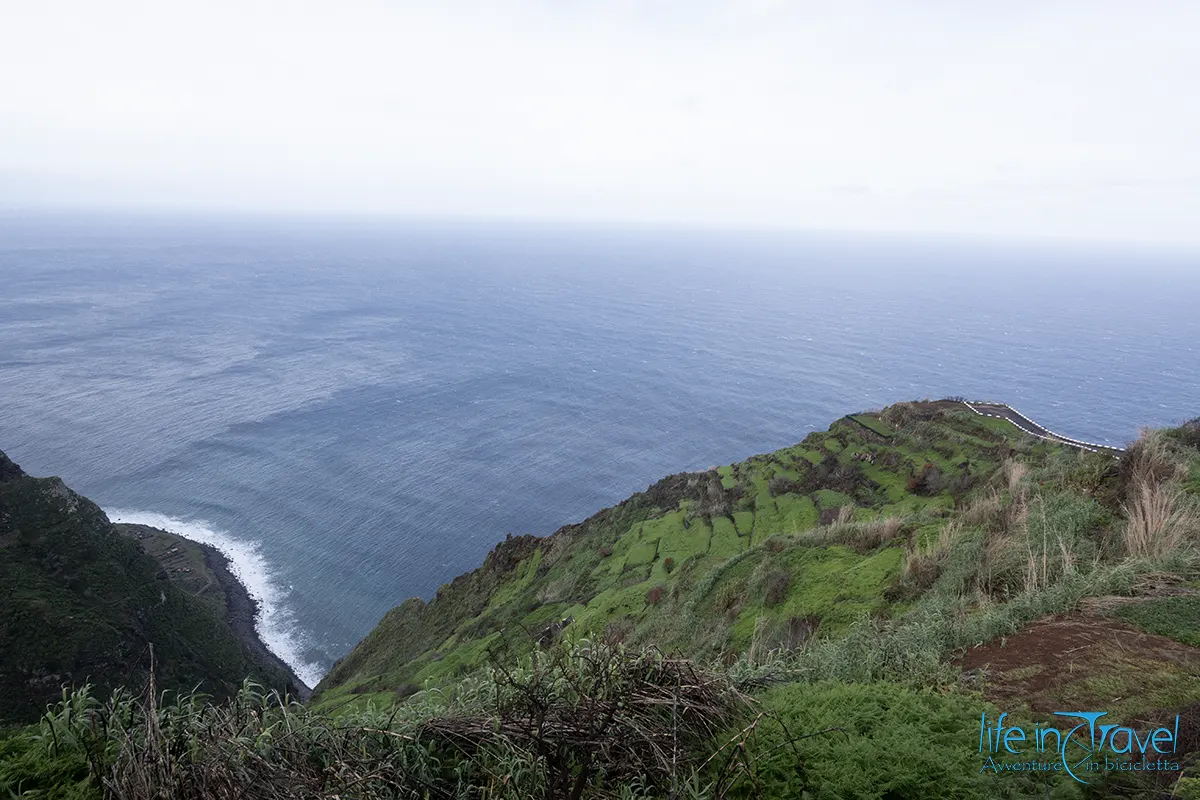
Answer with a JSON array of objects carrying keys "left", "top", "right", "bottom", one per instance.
[
  {"left": 726, "top": 682, "right": 1069, "bottom": 799},
  {"left": 943, "top": 465, "right": 976, "bottom": 496},
  {"left": 763, "top": 570, "right": 791, "bottom": 608},
  {"left": 1168, "top": 418, "right": 1200, "bottom": 449},
  {"left": 0, "top": 727, "right": 98, "bottom": 800},
  {"left": 645, "top": 585, "right": 666, "bottom": 606},
  {"left": 715, "top": 583, "right": 745, "bottom": 615},
  {"left": 662, "top": 557, "right": 676, "bottom": 573},
  {"left": 908, "top": 462, "right": 944, "bottom": 496},
  {"left": 393, "top": 683, "right": 420, "bottom": 701}
]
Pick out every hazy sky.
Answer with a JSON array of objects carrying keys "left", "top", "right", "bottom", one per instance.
[{"left": 3, "top": 1, "right": 1198, "bottom": 245}]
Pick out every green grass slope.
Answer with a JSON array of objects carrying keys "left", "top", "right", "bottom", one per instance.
[
  {"left": 0, "top": 450, "right": 295, "bottom": 724},
  {"left": 315, "top": 401, "right": 1079, "bottom": 704}
]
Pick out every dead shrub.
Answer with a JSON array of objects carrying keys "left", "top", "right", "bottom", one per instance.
[
  {"left": 908, "top": 462, "right": 944, "bottom": 495},
  {"left": 818, "top": 507, "right": 841, "bottom": 526},
  {"left": 602, "top": 618, "right": 635, "bottom": 645},
  {"left": 780, "top": 615, "right": 821, "bottom": 649},
  {"left": 715, "top": 583, "right": 745, "bottom": 618},
  {"left": 768, "top": 475, "right": 807, "bottom": 497},
  {"left": 423, "top": 643, "right": 748, "bottom": 798},
  {"left": 393, "top": 683, "right": 420, "bottom": 701}
]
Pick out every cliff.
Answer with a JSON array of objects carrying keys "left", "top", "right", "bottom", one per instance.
[{"left": 0, "top": 450, "right": 301, "bottom": 723}]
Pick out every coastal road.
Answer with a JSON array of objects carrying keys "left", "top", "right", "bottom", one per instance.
[{"left": 963, "top": 401, "right": 1123, "bottom": 454}]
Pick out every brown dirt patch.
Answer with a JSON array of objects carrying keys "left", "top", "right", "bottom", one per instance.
[{"left": 955, "top": 611, "right": 1200, "bottom": 716}]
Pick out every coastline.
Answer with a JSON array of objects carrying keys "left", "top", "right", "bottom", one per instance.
[
  {"left": 116, "top": 522, "right": 312, "bottom": 699},
  {"left": 197, "top": 538, "right": 313, "bottom": 699}
]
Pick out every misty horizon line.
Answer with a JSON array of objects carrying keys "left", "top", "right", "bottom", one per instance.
[{"left": 4, "top": 200, "right": 1200, "bottom": 259}]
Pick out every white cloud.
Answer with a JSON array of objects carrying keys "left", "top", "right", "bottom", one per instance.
[{"left": 2, "top": 0, "right": 1198, "bottom": 245}]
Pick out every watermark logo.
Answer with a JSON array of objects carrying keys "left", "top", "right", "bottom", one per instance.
[{"left": 978, "top": 711, "right": 1181, "bottom": 784}]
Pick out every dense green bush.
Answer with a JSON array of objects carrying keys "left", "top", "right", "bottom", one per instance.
[
  {"left": 0, "top": 727, "right": 99, "bottom": 800},
  {"left": 725, "top": 682, "right": 1078, "bottom": 800}
]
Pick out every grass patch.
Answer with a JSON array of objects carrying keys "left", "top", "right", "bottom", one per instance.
[
  {"left": 726, "top": 544, "right": 903, "bottom": 648},
  {"left": 708, "top": 516, "right": 745, "bottom": 557},
  {"left": 1115, "top": 596, "right": 1200, "bottom": 647},
  {"left": 717, "top": 464, "right": 738, "bottom": 489},
  {"left": 814, "top": 489, "right": 854, "bottom": 509},
  {"left": 849, "top": 414, "right": 896, "bottom": 437},
  {"left": 773, "top": 493, "right": 819, "bottom": 533}
]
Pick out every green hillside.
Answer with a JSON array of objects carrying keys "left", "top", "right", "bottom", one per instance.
[
  {"left": 5, "top": 400, "right": 1200, "bottom": 799},
  {"left": 297, "top": 399, "right": 1200, "bottom": 797},
  {"left": 0, "top": 450, "right": 297, "bottom": 724},
  {"left": 316, "top": 400, "right": 1125, "bottom": 702}
]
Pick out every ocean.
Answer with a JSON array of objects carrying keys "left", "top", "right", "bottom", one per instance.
[{"left": 1, "top": 210, "right": 1197, "bottom": 686}]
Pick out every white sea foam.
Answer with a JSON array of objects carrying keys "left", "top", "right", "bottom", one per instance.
[{"left": 105, "top": 508, "right": 324, "bottom": 688}]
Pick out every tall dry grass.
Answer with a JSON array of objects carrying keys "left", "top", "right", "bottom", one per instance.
[
  {"left": 1003, "top": 460, "right": 1029, "bottom": 496},
  {"left": 901, "top": 520, "right": 960, "bottom": 590},
  {"left": 1120, "top": 430, "right": 1198, "bottom": 559},
  {"left": 41, "top": 641, "right": 752, "bottom": 800},
  {"left": 958, "top": 480, "right": 1031, "bottom": 597},
  {"left": 1122, "top": 477, "right": 1197, "bottom": 558},
  {"left": 804, "top": 508, "right": 902, "bottom": 553}
]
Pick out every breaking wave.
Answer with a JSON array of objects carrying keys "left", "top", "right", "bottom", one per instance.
[{"left": 106, "top": 508, "right": 325, "bottom": 688}]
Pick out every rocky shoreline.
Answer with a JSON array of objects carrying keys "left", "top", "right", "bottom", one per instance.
[
  {"left": 117, "top": 522, "right": 311, "bottom": 699},
  {"left": 197, "top": 539, "right": 312, "bottom": 699}
]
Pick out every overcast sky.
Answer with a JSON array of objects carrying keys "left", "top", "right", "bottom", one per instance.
[{"left": 3, "top": 1, "right": 1198, "bottom": 245}]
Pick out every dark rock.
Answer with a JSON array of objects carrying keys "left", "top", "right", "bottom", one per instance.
[{"left": 0, "top": 450, "right": 25, "bottom": 482}]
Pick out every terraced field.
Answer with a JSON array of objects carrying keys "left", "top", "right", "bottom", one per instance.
[{"left": 316, "top": 400, "right": 1069, "bottom": 702}]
